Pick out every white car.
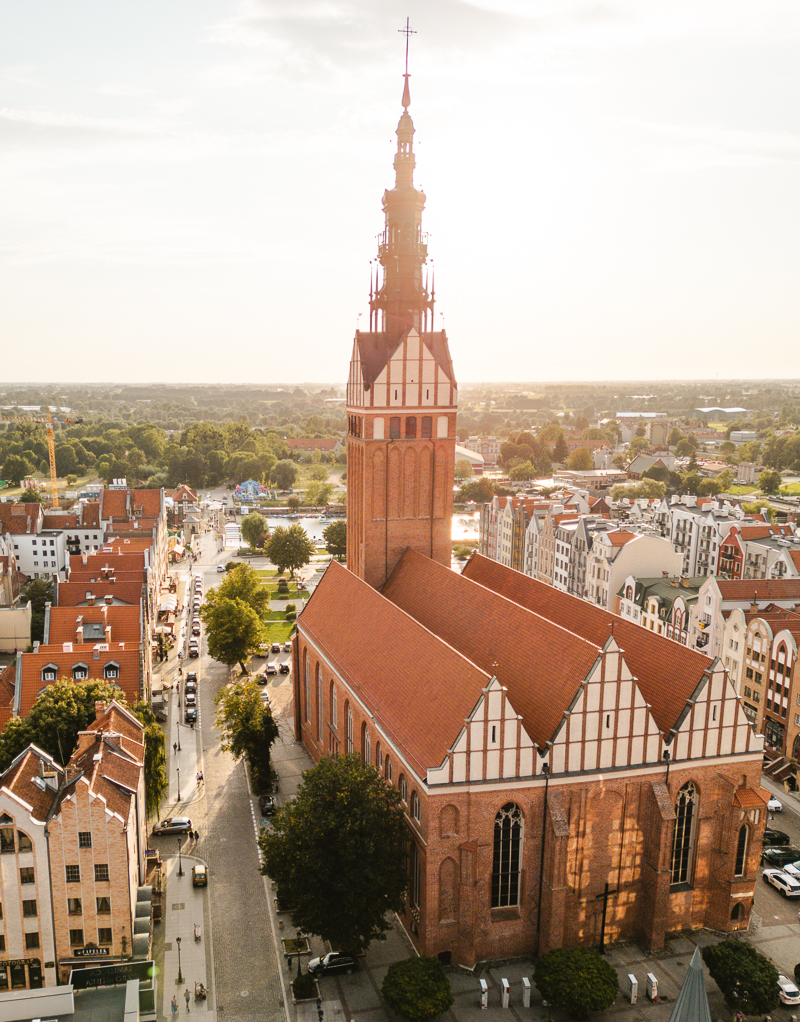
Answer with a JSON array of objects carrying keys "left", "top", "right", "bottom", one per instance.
[
  {"left": 768, "top": 796, "right": 783, "bottom": 812},
  {"left": 762, "top": 868, "right": 800, "bottom": 898},
  {"left": 782, "top": 860, "right": 800, "bottom": 879},
  {"left": 778, "top": 975, "right": 800, "bottom": 1005}
]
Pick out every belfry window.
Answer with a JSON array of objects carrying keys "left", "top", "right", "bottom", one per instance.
[
  {"left": 421, "top": 417, "right": 432, "bottom": 439},
  {"left": 390, "top": 417, "right": 401, "bottom": 440},
  {"left": 670, "top": 782, "right": 698, "bottom": 886},
  {"left": 491, "top": 803, "right": 522, "bottom": 908},
  {"left": 406, "top": 417, "right": 417, "bottom": 438}
]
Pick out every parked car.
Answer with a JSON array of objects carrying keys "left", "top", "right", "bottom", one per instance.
[
  {"left": 192, "top": 864, "right": 208, "bottom": 888},
  {"left": 271, "top": 642, "right": 281, "bottom": 653},
  {"left": 794, "top": 962, "right": 800, "bottom": 986},
  {"left": 778, "top": 975, "right": 800, "bottom": 1005},
  {"left": 762, "top": 847, "right": 800, "bottom": 868},
  {"left": 763, "top": 868, "right": 800, "bottom": 897},
  {"left": 768, "top": 796, "right": 784, "bottom": 813},
  {"left": 279, "top": 662, "right": 290, "bottom": 674},
  {"left": 188, "top": 647, "right": 199, "bottom": 659},
  {"left": 185, "top": 679, "right": 197, "bottom": 694},
  {"left": 192, "top": 624, "right": 201, "bottom": 636},
  {"left": 763, "top": 827, "right": 791, "bottom": 847},
  {"left": 266, "top": 663, "right": 277, "bottom": 675},
  {"left": 307, "top": 952, "right": 359, "bottom": 977},
  {"left": 283, "top": 641, "right": 292, "bottom": 652},
  {"left": 153, "top": 816, "right": 192, "bottom": 835},
  {"left": 259, "top": 795, "right": 276, "bottom": 816},
  {"left": 185, "top": 693, "right": 197, "bottom": 706},
  {"left": 782, "top": 860, "right": 800, "bottom": 879},
  {"left": 185, "top": 707, "right": 198, "bottom": 724},
  {"left": 186, "top": 671, "right": 198, "bottom": 683},
  {"left": 216, "top": 564, "right": 226, "bottom": 572}
]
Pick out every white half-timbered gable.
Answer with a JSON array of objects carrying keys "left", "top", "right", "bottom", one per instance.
[
  {"left": 549, "top": 638, "right": 663, "bottom": 773},
  {"left": 668, "top": 661, "right": 757, "bottom": 760}
]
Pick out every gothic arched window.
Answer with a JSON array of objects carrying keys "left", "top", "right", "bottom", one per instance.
[
  {"left": 316, "top": 668, "right": 322, "bottom": 741},
  {"left": 303, "top": 652, "right": 310, "bottom": 722},
  {"left": 345, "top": 703, "right": 353, "bottom": 754},
  {"left": 734, "top": 824, "right": 749, "bottom": 877},
  {"left": 491, "top": 803, "right": 522, "bottom": 908},
  {"left": 362, "top": 724, "right": 370, "bottom": 765},
  {"left": 671, "top": 782, "right": 698, "bottom": 886}
]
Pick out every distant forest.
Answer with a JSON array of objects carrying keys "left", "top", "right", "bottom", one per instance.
[{"left": 0, "top": 379, "right": 798, "bottom": 491}]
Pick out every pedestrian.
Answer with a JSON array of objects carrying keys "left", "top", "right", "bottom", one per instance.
[
  {"left": 184, "top": 987, "right": 191, "bottom": 1012},
  {"left": 196, "top": 772, "right": 201, "bottom": 786},
  {"left": 194, "top": 828, "right": 200, "bottom": 843},
  {"left": 171, "top": 995, "right": 178, "bottom": 1017},
  {"left": 173, "top": 742, "right": 177, "bottom": 755}
]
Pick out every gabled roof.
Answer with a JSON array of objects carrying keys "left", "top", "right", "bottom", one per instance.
[
  {"left": 353, "top": 329, "right": 453, "bottom": 388},
  {"left": 56, "top": 580, "right": 144, "bottom": 607},
  {"left": 47, "top": 605, "right": 141, "bottom": 646},
  {"left": 716, "top": 578, "right": 800, "bottom": 602},
  {"left": 16, "top": 644, "right": 140, "bottom": 715},
  {"left": 462, "top": 553, "right": 716, "bottom": 734},
  {"left": 0, "top": 746, "right": 63, "bottom": 823}
]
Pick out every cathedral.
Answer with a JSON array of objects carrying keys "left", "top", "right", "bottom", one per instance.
[{"left": 293, "top": 69, "right": 766, "bottom": 967}]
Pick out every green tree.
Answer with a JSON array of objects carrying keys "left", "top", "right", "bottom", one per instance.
[
  {"left": 758, "top": 469, "right": 782, "bottom": 494},
  {"left": 200, "top": 597, "right": 264, "bottom": 673},
  {"left": 305, "top": 481, "right": 334, "bottom": 507},
  {"left": 214, "top": 677, "right": 279, "bottom": 790},
  {"left": 508, "top": 460, "right": 536, "bottom": 481},
  {"left": 697, "top": 478, "right": 722, "bottom": 496},
  {"left": 287, "top": 496, "right": 301, "bottom": 511},
  {"left": 19, "top": 489, "right": 45, "bottom": 503},
  {"left": 534, "top": 947, "right": 619, "bottom": 1020},
  {"left": 273, "top": 459, "right": 299, "bottom": 490},
  {"left": 322, "top": 520, "right": 347, "bottom": 561},
  {"left": 260, "top": 754, "right": 407, "bottom": 952},
  {"left": 264, "top": 524, "right": 315, "bottom": 578},
  {"left": 308, "top": 463, "right": 329, "bottom": 482},
  {"left": 205, "top": 562, "right": 270, "bottom": 617},
  {"left": 2, "top": 453, "right": 33, "bottom": 485},
  {"left": 567, "top": 446, "right": 593, "bottom": 471},
  {"left": 675, "top": 438, "right": 696, "bottom": 457},
  {"left": 382, "top": 957, "right": 454, "bottom": 1022},
  {"left": 716, "top": 468, "right": 734, "bottom": 490},
  {"left": 667, "top": 426, "right": 683, "bottom": 446},
  {"left": 454, "top": 459, "right": 473, "bottom": 481},
  {"left": 610, "top": 480, "right": 666, "bottom": 500},
  {"left": 741, "top": 499, "right": 774, "bottom": 521},
  {"left": 20, "top": 577, "right": 54, "bottom": 644},
  {"left": 552, "top": 433, "right": 569, "bottom": 464},
  {"left": 457, "top": 478, "right": 497, "bottom": 503},
  {"left": 129, "top": 700, "right": 168, "bottom": 817},
  {"left": 241, "top": 511, "right": 268, "bottom": 550},
  {"left": 701, "top": 940, "right": 779, "bottom": 1014},
  {"left": 628, "top": 436, "right": 650, "bottom": 455}
]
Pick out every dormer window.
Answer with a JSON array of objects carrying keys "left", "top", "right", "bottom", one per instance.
[
  {"left": 103, "top": 663, "right": 119, "bottom": 680},
  {"left": 41, "top": 665, "right": 58, "bottom": 683},
  {"left": 72, "top": 664, "right": 88, "bottom": 681}
]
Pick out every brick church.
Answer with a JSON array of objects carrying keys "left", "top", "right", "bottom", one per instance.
[{"left": 293, "top": 69, "right": 767, "bottom": 967}]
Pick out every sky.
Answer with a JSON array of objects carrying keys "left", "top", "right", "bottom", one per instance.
[{"left": 1, "top": 0, "right": 799, "bottom": 386}]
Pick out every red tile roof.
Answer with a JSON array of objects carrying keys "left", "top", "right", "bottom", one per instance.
[
  {"left": 48, "top": 605, "right": 142, "bottom": 645},
  {"left": 716, "top": 579, "right": 800, "bottom": 602},
  {"left": 462, "top": 553, "right": 716, "bottom": 735},
  {"left": 17, "top": 644, "right": 141, "bottom": 713},
  {"left": 57, "top": 580, "right": 145, "bottom": 607}
]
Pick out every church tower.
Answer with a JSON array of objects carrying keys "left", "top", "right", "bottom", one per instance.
[{"left": 346, "top": 71, "right": 458, "bottom": 590}]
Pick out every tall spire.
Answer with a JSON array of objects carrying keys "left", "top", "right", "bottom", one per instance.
[{"left": 368, "top": 20, "right": 432, "bottom": 347}]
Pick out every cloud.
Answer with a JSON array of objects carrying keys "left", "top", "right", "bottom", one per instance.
[
  {"left": 0, "top": 107, "right": 168, "bottom": 151},
  {"left": 620, "top": 118, "right": 800, "bottom": 168}
]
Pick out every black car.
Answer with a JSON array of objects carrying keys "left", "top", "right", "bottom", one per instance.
[
  {"left": 259, "top": 795, "right": 276, "bottom": 816},
  {"left": 761, "top": 846, "right": 800, "bottom": 868},
  {"left": 763, "top": 827, "right": 791, "bottom": 848},
  {"left": 307, "top": 952, "right": 359, "bottom": 977},
  {"left": 271, "top": 642, "right": 281, "bottom": 653},
  {"left": 279, "top": 662, "right": 290, "bottom": 674},
  {"left": 185, "top": 707, "right": 198, "bottom": 724},
  {"left": 794, "top": 962, "right": 800, "bottom": 986},
  {"left": 186, "top": 671, "right": 198, "bottom": 683}
]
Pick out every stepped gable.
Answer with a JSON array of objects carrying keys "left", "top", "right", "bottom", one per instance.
[
  {"left": 462, "top": 552, "right": 716, "bottom": 735},
  {"left": 381, "top": 548, "right": 605, "bottom": 750},
  {"left": 0, "top": 747, "right": 63, "bottom": 822},
  {"left": 301, "top": 558, "right": 490, "bottom": 778}
]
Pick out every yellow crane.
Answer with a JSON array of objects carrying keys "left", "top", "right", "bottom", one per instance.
[{"left": 0, "top": 407, "right": 61, "bottom": 507}]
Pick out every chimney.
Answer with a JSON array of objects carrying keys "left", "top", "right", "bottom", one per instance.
[
  {"left": 104, "top": 595, "right": 113, "bottom": 605},
  {"left": 662, "top": 570, "right": 669, "bottom": 578},
  {"left": 94, "top": 700, "right": 107, "bottom": 718},
  {"left": 105, "top": 625, "right": 111, "bottom": 641},
  {"left": 86, "top": 593, "right": 95, "bottom": 606}
]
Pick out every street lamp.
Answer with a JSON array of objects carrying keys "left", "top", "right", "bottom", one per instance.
[
  {"left": 177, "top": 837, "right": 184, "bottom": 878},
  {"left": 176, "top": 935, "right": 184, "bottom": 984},
  {"left": 177, "top": 765, "right": 181, "bottom": 802},
  {"left": 176, "top": 727, "right": 181, "bottom": 752}
]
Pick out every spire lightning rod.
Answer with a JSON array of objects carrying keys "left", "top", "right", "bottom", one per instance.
[{"left": 399, "top": 17, "right": 416, "bottom": 75}]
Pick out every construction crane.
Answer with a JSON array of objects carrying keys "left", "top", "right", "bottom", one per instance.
[{"left": 0, "top": 406, "right": 61, "bottom": 507}]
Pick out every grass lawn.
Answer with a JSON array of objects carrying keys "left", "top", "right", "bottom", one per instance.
[
  {"left": 263, "top": 620, "right": 295, "bottom": 642},
  {"left": 727, "top": 484, "right": 758, "bottom": 495},
  {"left": 780, "top": 483, "right": 800, "bottom": 495}
]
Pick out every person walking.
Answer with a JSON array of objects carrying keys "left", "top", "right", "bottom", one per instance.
[
  {"left": 184, "top": 987, "right": 191, "bottom": 1012},
  {"left": 171, "top": 995, "right": 178, "bottom": 1017}
]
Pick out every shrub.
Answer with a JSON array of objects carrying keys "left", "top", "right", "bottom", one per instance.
[
  {"left": 292, "top": 971, "right": 316, "bottom": 1000},
  {"left": 277, "top": 579, "right": 290, "bottom": 594},
  {"left": 702, "top": 940, "right": 779, "bottom": 1014},
  {"left": 285, "top": 612, "right": 297, "bottom": 622},
  {"left": 534, "top": 947, "right": 618, "bottom": 1020},
  {"left": 285, "top": 603, "right": 297, "bottom": 613},
  {"left": 382, "top": 957, "right": 454, "bottom": 1022}
]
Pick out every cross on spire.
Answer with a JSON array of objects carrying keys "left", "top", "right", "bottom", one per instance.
[{"left": 398, "top": 17, "right": 416, "bottom": 75}]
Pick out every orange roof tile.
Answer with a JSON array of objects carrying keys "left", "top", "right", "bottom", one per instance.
[
  {"left": 17, "top": 645, "right": 141, "bottom": 714},
  {"left": 716, "top": 579, "right": 800, "bottom": 601},
  {"left": 47, "top": 605, "right": 141, "bottom": 645}
]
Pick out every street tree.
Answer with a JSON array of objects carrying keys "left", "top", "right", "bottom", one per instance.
[
  {"left": 19, "top": 489, "right": 45, "bottom": 503},
  {"left": 534, "top": 947, "right": 619, "bottom": 1020},
  {"left": 675, "top": 438, "right": 696, "bottom": 457},
  {"left": 200, "top": 596, "right": 265, "bottom": 674},
  {"left": 20, "top": 577, "right": 54, "bottom": 644},
  {"left": 264, "top": 524, "right": 315, "bottom": 578},
  {"left": 758, "top": 469, "right": 782, "bottom": 494},
  {"left": 129, "top": 701, "right": 169, "bottom": 817},
  {"left": 259, "top": 753, "right": 408, "bottom": 952},
  {"left": 240, "top": 511, "right": 268, "bottom": 550},
  {"left": 215, "top": 677, "right": 279, "bottom": 790},
  {"left": 382, "top": 957, "right": 454, "bottom": 1022},
  {"left": 322, "top": 520, "right": 347, "bottom": 561},
  {"left": 701, "top": 940, "right": 779, "bottom": 1014},
  {"left": 273, "top": 459, "right": 299, "bottom": 491},
  {"left": 309, "top": 463, "right": 329, "bottom": 482},
  {"left": 305, "top": 481, "right": 334, "bottom": 507},
  {"left": 204, "top": 562, "right": 270, "bottom": 617}
]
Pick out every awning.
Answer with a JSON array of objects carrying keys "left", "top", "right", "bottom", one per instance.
[{"left": 158, "top": 596, "right": 178, "bottom": 612}]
